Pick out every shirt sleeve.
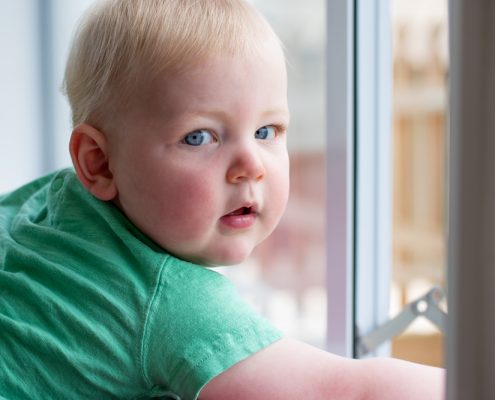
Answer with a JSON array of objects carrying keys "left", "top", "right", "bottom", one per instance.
[{"left": 141, "top": 256, "right": 282, "bottom": 400}]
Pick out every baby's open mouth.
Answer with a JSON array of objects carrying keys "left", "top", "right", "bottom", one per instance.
[
  {"left": 226, "top": 207, "right": 253, "bottom": 216},
  {"left": 220, "top": 205, "right": 258, "bottom": 229}
]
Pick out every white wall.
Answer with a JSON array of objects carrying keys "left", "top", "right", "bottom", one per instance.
[
  {"left": 0, "top": 1, "right": 42, "bottom": 193},
  {"left": 0, "top": 0, "right": 93, "bottom": 194}
]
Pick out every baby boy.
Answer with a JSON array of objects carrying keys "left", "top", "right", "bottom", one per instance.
[{"left": 0, "top": 0, "right": 444, "bottom": 399}]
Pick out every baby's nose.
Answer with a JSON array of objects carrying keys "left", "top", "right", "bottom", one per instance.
[{"left": 226, "top": 147, "right": 265, "bottom": 183}]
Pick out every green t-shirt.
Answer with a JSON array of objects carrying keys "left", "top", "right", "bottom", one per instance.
[{"left": 0, "top": 169, "right": 281, "bottom": 399}]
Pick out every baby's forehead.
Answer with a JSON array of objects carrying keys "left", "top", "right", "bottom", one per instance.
[
  {"left": 140, "top": 39, "right": 285, "bottom": 94},
  {"left": 106, "top": 45, "right": 288, "bottom": 137}
]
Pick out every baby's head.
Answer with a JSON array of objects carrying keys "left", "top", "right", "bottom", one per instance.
[{"left": 65, "top": 0, "right": 290, "bottom": 266}]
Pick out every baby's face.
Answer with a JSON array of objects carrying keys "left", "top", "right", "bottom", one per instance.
[{"left": 109, "top": 41, "right": 290, "bottom": 266}]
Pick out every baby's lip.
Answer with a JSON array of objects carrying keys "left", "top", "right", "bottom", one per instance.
[
  {"left": 220, "top": 203, "right": 259, "bottom": 230},
  {"left": 223, "top": 203, "right": 259, "bottom": 217}
]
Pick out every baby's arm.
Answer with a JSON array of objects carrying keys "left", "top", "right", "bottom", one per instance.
[{"left": 199, "top": 338, "right": 445, "bottom": 400}]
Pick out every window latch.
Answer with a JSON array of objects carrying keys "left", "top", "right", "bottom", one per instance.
[{"left": 357, "top": 286, "right": 447, "bottom": 357}]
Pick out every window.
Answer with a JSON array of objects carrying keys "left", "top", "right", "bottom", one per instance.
[{"left": 354, "top": 0, "right": 449, "bottom": 365}]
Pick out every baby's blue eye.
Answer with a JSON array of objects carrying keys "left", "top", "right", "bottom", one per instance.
[
  {"left": 255, "top": 126, "right": 276, "bottom": 140},
  {"left": 183, "top": 129, "right": 214, "bottom": 146}
]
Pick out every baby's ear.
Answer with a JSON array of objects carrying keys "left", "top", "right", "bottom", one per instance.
[{"left": 69, "top": 124, "right": 117, "bottom": 201}]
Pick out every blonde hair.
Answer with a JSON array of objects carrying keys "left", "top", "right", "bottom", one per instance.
[{"left": 63, "top": 0, "right": 282, "bottom": 128}]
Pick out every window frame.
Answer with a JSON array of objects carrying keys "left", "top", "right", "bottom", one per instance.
[
  {"left": 354, "top": 0, "right": 393, "bottom": 358},
  {"left": 326, "top": 0, "right": 392, "bottom": 358},
  {"left": 447, "top": 0, "right": 495, "bottom": 397},
  {"left": 325, "top": 0, "right": 356, "bottom": 357}
]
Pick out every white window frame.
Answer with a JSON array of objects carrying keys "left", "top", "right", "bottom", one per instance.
[
  {"left": 354, "top": 0, "right": 393, "bottom": 358},
  {"left": 326, "top": 0, "right": 392, "bottom": 357},
  {"left": 325, "top": 0, "right": 356, "bottom": 357}
]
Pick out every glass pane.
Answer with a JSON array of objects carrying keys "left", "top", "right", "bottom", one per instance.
[
  {"left": 217, "top": 0, "right": 327, "bottom": 349},
  {"left": 390, "top": 0, "right": 448, "bottom": 367}
]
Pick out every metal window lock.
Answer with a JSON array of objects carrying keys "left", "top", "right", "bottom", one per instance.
[{"left": 357, "top": 286, "right": 447, "bottom": 357}]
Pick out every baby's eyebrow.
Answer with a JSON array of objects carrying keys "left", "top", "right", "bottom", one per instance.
[
  {"left": 262, "top": 109, "right": 291, "bottom": 125},
  {"left": 262, "top": 108, "right": 290, "bottom": 118}
]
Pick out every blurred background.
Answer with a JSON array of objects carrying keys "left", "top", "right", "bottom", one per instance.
[
  {"left": 0, "top": 0, "right": 448, "bottom": 367},
  {"left": 389, "top": 0, "right": 448, "bottom": 367}
]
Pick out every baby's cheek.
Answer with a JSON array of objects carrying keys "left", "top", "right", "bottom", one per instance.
[
  {"left": 269, "top": 167, "right": 290, "bottom": 215},
  {"left": 160, "top": 177, "right": 218, "bottom": 239}
]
